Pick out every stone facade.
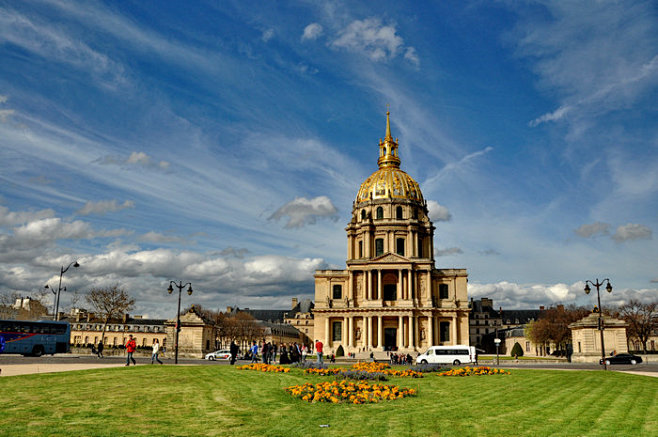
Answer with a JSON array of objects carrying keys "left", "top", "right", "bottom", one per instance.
[
  {"left": 69, "top": 312, "right": 168, "bottom": 351},
  {"left": 569, "top": 313, "right": 628, "bottom": 363},
  {"left": 313, "top": 113, "right": 470, "bottom": 354}
]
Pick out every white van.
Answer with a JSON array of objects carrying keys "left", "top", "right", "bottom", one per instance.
[{"left": 415, "top": 345, "right": 477, "bottom": 365}]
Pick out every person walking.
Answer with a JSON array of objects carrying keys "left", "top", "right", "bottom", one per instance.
[
  {"left": 125, "top": 334, "right": 137, "bottom": 366},
  {"left": 250, "top": 341, "right": 258, "bottom": 363},
  {"left": 315, "top": 339, "right": 323, "bottom": 364},
  {"left": 97, "top": 340, "right": 104, "bottom": 359},
  {"left": 230, "top": 340, "right": 239, "bottom": 365},
  {"left": 151, "top": 339, "right": 163, "bottom": 364}
]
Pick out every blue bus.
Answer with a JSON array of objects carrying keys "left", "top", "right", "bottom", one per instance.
[{"left": 0, "top": 319, "right": 71, "bottom": 356}]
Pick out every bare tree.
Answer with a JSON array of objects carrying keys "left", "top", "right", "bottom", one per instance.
[
  {"left": 619, "top": 300, "right": 657, "bottom": 353},
  {"left": 85, "top": 284, "right": 135, "bottom": 343}
]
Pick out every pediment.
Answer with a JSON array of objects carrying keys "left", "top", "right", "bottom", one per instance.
[{"left": 371, "top": 252, "right": 410, "bottom": 263}]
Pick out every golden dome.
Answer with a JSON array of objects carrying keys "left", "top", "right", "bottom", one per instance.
[{"left": 355, "top": 112, "right": 424, "bottom": 204}]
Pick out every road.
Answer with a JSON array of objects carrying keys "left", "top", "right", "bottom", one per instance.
[{"left": 1, "top": 354, "right": 656, "bottom": 377}]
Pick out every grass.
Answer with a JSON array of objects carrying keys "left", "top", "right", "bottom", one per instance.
[{"left": 0, "top": 365, "right": 656, "bottom": 436}]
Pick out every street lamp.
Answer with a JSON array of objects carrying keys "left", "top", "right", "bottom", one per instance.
[
  {"left": 584, "top": 278, "right": 613, "bottom": 370},
  {"left": 168, "top": 281, "right": 193, "bottom": 364},
  {"left": 45, "top": 260, "right": 80, "bottom": 321},
  {"left": 494, "top": 338, "right": 501, "bottom": 366}
]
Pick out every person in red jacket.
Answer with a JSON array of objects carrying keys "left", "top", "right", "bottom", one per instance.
[
  {"left": 315, "top": 339, "right": 323, "bottom": 365},
  {"left": 125, "top": 334, "right": 137, "bottom": 366}
]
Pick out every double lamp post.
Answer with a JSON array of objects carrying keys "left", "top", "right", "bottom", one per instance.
[
  {"left": 44, "top": 260, "right": 80, "bottom": 321},
  {"left": 584, "top": 278, "right": 612, "bottom": 370},
  {"left": 167, "top": 281, "right": 193, "bottom": 364}
]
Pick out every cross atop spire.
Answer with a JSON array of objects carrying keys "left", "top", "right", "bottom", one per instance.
[{"left": 378, "top": 110, "right": 400, "bottom": 169}]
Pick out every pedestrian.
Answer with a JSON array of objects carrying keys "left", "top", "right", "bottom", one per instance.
[
  {"left": 315, "top": 339, "right": 323, "bottom": 364},
  {"left": 97, "top": 340, "right": 104, "bottom": 359},
  {"left": 230, "top": 340, "right": 239, "bottom": 365},
  {"left": 151, "top": 339, "right": 163, "bottom": 364},
  {"left": 250, "top": 341, "right": 258, "bottom": 363},
  {"left": 125, "top": 334, "right": 137, "bottom": 366}
]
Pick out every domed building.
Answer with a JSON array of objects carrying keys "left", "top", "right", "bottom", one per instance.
[{"left": 313, "top": 112, "right": 469, "bottom": 355}]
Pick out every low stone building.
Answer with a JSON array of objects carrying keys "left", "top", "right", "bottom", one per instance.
[
  {"left": 569, "top": 313, "right": 628, "bottom": 363},
  {"left": 68, "top": 311, "right": 168, "bottom": 353},
  {"left": 283, "top": 298, "right": 314, "bottom": 347},
  {"left": 164, "top": 306, "right": 216, "bottom": 358}
]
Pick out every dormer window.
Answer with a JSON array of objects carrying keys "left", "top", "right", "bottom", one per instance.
[{"left": 376, "top": 207, "right": 383, "bottom": 219}]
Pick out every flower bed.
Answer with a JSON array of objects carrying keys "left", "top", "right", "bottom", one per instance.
[
  {"left": 303, "top": 362, "right": 423, "bottom": 379},
  {"left": 237, "top": 363, "right": 290, "bottom": 373},
  {"left": 438, "top": 366, "right": 510, "bottom": 376},
  {"left": 285, "top": 380, "right": 416, "bottom": 404}
]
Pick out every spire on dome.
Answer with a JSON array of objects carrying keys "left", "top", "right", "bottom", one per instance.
[{"left": 378, "top": 111, "right": 401, "bottom": 169}]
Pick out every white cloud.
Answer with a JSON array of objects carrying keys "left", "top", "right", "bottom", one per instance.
[
  {"left": 268, "top": 196, "right": 338, "bottom": 228},
  {"left": 427, "top": 200, "right": 451, "bottom": 222},
  {"left": 95, "top": 151, "right": 170, "bottom": 170},
  {"left": 0, "top": 206, "right": 54, "bottom": 226},
  {"left": 574, "top": 222, "right": 610, "bottom": 238},
  {"left": 139, "top": 232, "right": 189, "bottom": 245},
  {"left": 302, "top": 23, "right": 323, "bottom": 41},
  {"left": 612, "top": 223, "right": 652, "bottom": 242},
  {"left": 0, "top": 8, "right": 125, "bottom": 85},
  {"left": 513, "top": 3, "right": 658, "bottom": 129},
  {"left": 77, "top": 200, "right": 135, "bottom": 216},
  {"left": 0, "top": 95, "right": 8, "bottom": 104},
  {"left": 262, "top": 28, "right": 274, "bottom": 43},
  {"left": 331, "top": 18, "right": 417, "bottom": 64},
  {"left": 0, "top": 109, "right": 14, "bottom": 123}
]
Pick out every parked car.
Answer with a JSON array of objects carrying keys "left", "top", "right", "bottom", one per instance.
[
  {"left": 599, "top": 353, "right": 643, "bottom": 365},
  {"left": 205, "top": 349, "right": 231, "bottom": 361}
]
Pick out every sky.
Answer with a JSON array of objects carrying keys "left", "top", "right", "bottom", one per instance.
[{"left": 1, "top": 0, "right": 657, "bottom": 319}]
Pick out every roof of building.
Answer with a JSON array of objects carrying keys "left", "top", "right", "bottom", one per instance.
[
  {"left": 226, "top": 307, "right": 288, "bottom": 323},
  {"left": 287, "top": 299, "right": 314, "bottom": 317}
]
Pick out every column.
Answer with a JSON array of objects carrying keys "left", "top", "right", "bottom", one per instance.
[
  {"left": 427, "top": 314, "right": 433, "bottom": 346},
  {"left": 398, "top": 269, "right": 403, "bottom": 300},
  {"left": 367, "top": 270, "right": 372, "bottom": 301},
  {"left": 408, "top": 316, "right": 414, "bottom": 349},
  {"left": 415, "top": 316, "right": 420, "bottom": 349},
  {"left": 377, "top": 270, "right": 382, "bottom": 301},
  {"left": 398, "top": 315, "right": 403, "bottom": 348},
  {"left": 325, "top": 317, "right": 330, "bottom": 347},
  {"left": 377, "top": 316, "right": 383, "bottom": 349},
  {"left": 365, "top": 316, "right": 371, "bottom": 349},
  {"left": 408, "top": 269, "right": 413, "bottom": 300},
  {"left": 342, "top": 316, "right": 348, "bottom": 345},
  {"left": 348, "top": 271, "right": 353, "bottom": 301},
  {"left": 451, "top": 315, "right": 458, "bottom": 345},
  {"left": 349, "top": 316, "right": 354, "bottom": 347}
]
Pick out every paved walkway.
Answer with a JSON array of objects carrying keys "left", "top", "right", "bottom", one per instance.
[{"left": 1, "top": 362, "right": 126, "bottom": 377}]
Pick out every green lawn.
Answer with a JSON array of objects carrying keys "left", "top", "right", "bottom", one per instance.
[{"left": 0, "top": 365, "right": 656, "bottom": 436}]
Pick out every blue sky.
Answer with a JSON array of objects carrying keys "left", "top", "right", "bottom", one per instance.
[{"left": 1, "top": 1, "right": 656, "bottom": 318}]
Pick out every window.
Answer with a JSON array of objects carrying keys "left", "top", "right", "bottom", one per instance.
[
  {"left": 577, "top": 342, "right": 581, "bottom": 353},
  {"left": 396, "top": 206, "right": 403, "bottom": 219},
  {"left": 383, "top": 284, "right": 397, "bottom": 300},
  {"left": 418, "top": 239, "right": 423, "bottom": 258},
  {"left": 376, "top": 207, "right": 383, "bottom": 219},
  {"left": 396, "top": 238, "right": 405, "bottom": 256},
  {"left": 439, "top": 322, "right": 450, "bottom": 342},
  {"left": 332, "top": 321, "right": 342, "bottom": 342},
  {"left": 358, "top": 241, "right": 363, "bottom": 258},
  {"left": 332, "top": 284, "right": 342, "bottom": 299},
  {"left": 361, "top": 209, "right": 366, "bottom": 220},
  {"left": 375, "top": 238, "right": 384, "bottom": 257},
  {"left": 439, "top": 284, "right": 449, "bottom": 299}
]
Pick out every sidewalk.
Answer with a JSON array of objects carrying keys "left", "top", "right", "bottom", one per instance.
[{"left": 1, "top": 362, "right": 126, "bottom": 377}]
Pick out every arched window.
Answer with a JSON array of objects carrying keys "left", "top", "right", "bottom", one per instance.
[
  {"left": 396, "top": 206, "right": 403, "bottom": 219},
  {"left": 375, "top": 238, "right": 384, "bottom": 257},
  {"left": 361, "top": 209, "right": 366, "bottom": 220},
  {"left": 376, "top": 207, "right": 383, "bottom": 219}
]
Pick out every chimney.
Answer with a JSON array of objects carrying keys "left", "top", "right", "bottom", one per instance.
[
  {"left": 226, "top": 306, "right": 233, "bottom": 313},
  {"left": 123, "top": 313, "right": 129, "bottom": 323},
  {"left": 539, "top": 306, "right": 545, "bottom": 311},
  {"left": 292, "top": 298, "right": 298, "bottom": 309}
]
